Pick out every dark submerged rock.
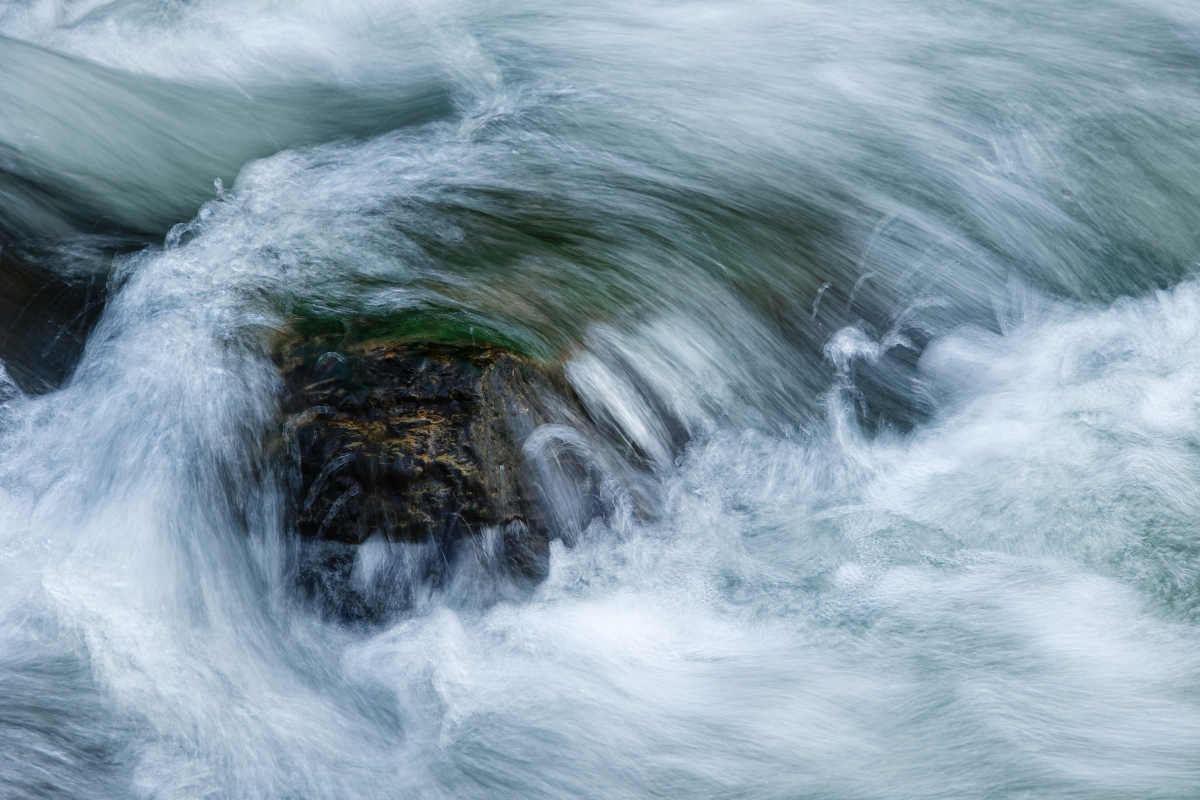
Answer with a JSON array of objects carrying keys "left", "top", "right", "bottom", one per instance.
[
  {"left": 0, "top": 238, "right": 126, "bottom": 393},
  {"left": 276, "top": 336, "right": 614, "bottom": 622}
]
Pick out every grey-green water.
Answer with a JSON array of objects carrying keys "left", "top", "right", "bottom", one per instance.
[{"left": 4, "top": 0, "right": 1200, "bottom": 797}]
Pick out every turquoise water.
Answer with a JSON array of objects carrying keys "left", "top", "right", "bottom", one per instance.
[{"left": 4, "top": 0, "right": 1200, "bottom": 797}]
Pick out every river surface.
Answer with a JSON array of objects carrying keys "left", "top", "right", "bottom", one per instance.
[{"left": 5, "top": 1, "right": 1200, "bottom": 797}]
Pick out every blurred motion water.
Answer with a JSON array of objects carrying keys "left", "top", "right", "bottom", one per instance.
[{"left": 5, "top": 0, "right": 1200, "bottom": 797}]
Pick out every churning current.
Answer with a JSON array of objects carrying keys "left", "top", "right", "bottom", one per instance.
[{"left": 4, "top": 0, "right": 1200, "bottom": 797}]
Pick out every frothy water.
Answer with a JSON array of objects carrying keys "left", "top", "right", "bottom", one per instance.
[{"left": 5, "top": 0, "right": 1200, "bottom": 797}]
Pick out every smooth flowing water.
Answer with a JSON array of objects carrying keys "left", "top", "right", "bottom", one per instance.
[{"left": 5, "top": 0, "right": 1200, "bottom": 797}]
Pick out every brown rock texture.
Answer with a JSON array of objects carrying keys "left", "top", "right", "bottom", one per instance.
[
  {"left": 276, "top": 338, "right": 587, "bottom": 617},
  {"left": 279, "top": 340, "right": 530, "bottom": 542},
  {"left": 276, "top": 334, "right": 657, "bottom": 622}
]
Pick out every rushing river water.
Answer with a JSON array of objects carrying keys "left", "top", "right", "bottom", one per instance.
[{"left": 6, "top": 0, "right": 1200, "bottom": 797}]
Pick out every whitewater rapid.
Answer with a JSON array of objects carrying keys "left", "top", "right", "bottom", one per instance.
[{"left": 5, "top": 0, "right": 1200, "bottom": 797}]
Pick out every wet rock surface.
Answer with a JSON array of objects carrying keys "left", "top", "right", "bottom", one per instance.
[
  {"left": 0, "top": 238, "right": 126, "bottom": 393},
  {"left": 276, "top": 336, "right": 598, "bottom": 622}
]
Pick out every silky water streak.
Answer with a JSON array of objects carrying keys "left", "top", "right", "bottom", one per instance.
[{"left": 3, "top": 0, "right": 1200, "bottom": 797}]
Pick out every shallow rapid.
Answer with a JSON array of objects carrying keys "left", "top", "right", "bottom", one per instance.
[{"left": 5, "top": 0, "right": 1200, "bottom": 797}]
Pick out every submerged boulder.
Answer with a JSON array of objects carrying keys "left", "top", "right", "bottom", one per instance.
[
  {"left": 276, "top": 335, "right": 612, "bottom": 621},
  {"left": 0, "top": 237, "right": 123, "bottom": 393}
]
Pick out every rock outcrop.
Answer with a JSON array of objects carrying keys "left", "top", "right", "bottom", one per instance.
[
  {"left": 276, "top": 336, "right": 603, "bottom": 621},
  {"left": 0, "top": 239, "right": 116, "bottom": 393}
]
